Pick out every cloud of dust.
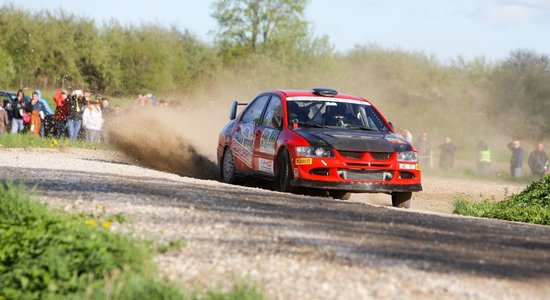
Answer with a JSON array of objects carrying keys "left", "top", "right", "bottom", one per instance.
[{"left": 106, "top": 105, "right": 230, "bottom": 180}]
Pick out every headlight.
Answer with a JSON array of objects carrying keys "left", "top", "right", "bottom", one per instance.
[
  {"left": 397, "top": 151, "right": 418, "bottom": 162},
  {"left": 296, "top": 146, "right": 334, "bottom": 158}
]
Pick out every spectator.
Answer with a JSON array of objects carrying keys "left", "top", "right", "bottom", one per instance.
[
  {"left": 439, "top": 137, "right": 456, "bottom": 169},
  {"left": 66, "top": 90, "right": 86, "bottom": 141},
  {"left": 82, "top": 99, "right": 103, "bottom": 143},
  {"left": 34, "top": 89, "right": 53, "bottom": 137},
  {"left": 0, "top": 104, "right": 8, "bottom": 134},
  {"left": 53, "top": 90, "right": 70, "bottom": 138},
  {"left": 401, "top": 128, "right": 413, "bottom": 143},
  {"left": 415, "top": 132, "right": 432, "bottom": 169},
  {"left": 10, "top": 90, "right": 27, "bottom": 134},
  {"left": 114, "top": 104, "right": 122, "bottom": 116},
  {"left": 476, "top": 140, "right": 492, "bottom": 176},
  {"left": 507, "top": 140, "right": 524, "bottom": 179},
  {"left": 100, "top": 98, "right": 113, "bottom": 143},
  {"left": 28, "top": 91, "right": 45, "bottom": 136},
  {"left": 528, "top": 142, "right": 548, "bottom": 179}
]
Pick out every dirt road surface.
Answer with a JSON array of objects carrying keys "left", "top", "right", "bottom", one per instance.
[{"left": 1, "top": 148, "right": 549, "bottom": 299}]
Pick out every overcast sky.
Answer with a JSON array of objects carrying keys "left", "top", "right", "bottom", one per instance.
[{"left": 3, "top": 0, "right": 550, "bottom": 62}]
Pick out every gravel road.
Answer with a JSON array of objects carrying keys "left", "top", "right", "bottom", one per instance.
[{"left": 1, "top": 148, "right": 549, "bottom": 300}]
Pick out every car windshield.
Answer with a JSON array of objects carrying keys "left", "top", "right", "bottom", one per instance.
[{"left": 287, "top": 98, "right": 389, "bottom": 131}]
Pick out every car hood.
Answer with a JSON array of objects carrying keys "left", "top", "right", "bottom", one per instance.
[{"left": 294, "top": 128, "right": 412, "bottom": 152}]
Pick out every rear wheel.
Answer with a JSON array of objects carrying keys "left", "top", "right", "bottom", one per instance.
[
  {"left": 221, "top": 148, "right": 237, "bottom": 184},
  {"left": 391, "top": 192, "right": 412, "bottom": 208},
  {"left": 276, "top": 149, "right": 293, "bottom": 192},
  {"left": 329, "top": 191, "right": 351, "bottom": 200}
]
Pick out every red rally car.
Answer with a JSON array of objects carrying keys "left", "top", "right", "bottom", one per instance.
[{"left": 217, "top": 88, "right": 422, "bottom": 208}]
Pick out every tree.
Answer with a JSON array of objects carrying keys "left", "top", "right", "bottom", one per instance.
[
  {"left": 211, "top": 0, "right": 309, "bottom": 52},
  {"left": 488, "top": 50, "right": 550, "bottom": 138}
]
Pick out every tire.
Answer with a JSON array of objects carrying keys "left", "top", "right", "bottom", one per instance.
[
  {"left": 221, "top": 148, "right": 237, "bottom": 184},
  {"left": 391, "top": 192, "right": 412, "bottom": 208},
  {"left": 329, "top": 191, "right": 351, "bottom": 200},
  {"left": 276, "top": 148, "right": 293, "bottom": 192}
]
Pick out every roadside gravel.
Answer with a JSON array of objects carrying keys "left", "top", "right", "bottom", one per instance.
[{"left": 1, "top": 148, "right": 549, "bottom": 300}]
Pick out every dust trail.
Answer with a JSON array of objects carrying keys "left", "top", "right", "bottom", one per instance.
[{"left": 106, "top": 107, "right": 223, "bottom": 180}]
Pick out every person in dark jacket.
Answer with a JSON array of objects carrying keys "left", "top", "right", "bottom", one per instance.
[
  {"left": 528, "top": 142, "right": 548, "bottom": 179},
  {"left": 10, "top": 90, "right": 27, "bottom": 134},
  {"left": 439, "top": 137, "right": 456, "bottom": 169},
  {"left": 508, "top": 140, "right": 524, "bottom": 179},
  {"left": 66, "top": 90, "right": 87, "bottom": 141}
]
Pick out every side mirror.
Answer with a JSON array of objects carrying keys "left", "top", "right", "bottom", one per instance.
[
  {"left": 228, "top": 100, "right": 238, "bottom": 120},
  {"left": 388, "top": 121, "right": 394, "bottom": 132}
]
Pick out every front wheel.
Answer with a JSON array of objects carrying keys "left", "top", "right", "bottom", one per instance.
[
  {"left": 391, "top": 192, "right": 412, "bottom": 208},
  {"left": 221, "top": 148, "right": 237, "bottom": 184},
  {"left": 276, "top": 149, "right": 294, "bottom": 193}
]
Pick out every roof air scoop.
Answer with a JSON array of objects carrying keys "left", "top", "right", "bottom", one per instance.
[{"left": 312, "top": 88, "right": 338, "bottom": 97}]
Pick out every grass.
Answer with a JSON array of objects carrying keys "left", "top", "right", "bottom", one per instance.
[
  {"left": 0, "top": 182, "right": 264, "bottom": 299},
  {"left": 453, "top": 174, "right": 550, "bottom": 225},
  {"left": 0, "top": 133, "right": 110, "bottom": 150}
]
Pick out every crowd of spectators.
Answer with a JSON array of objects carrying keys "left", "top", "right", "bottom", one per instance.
[
  {"left": 402, "top": 129, "right": 548, "bottom": 180},
  {"left": 0, "top": 88, "right": 123, "bottom": 142}
]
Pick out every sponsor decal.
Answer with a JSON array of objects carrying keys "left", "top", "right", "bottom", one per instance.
[
  {"left": 321, "top": 160, "right": 328, "bottom": 166},
  {"left": 231, "top": 122, "right": 255, "bottom": 168},
  {"left": 259, "top": 129, "right": 279, "bottom": 155},
  {"left": 257, "top": 158, "right": 274, "bottom": 175},
  {"left": 295, "top": 158, "right": 313, "bottom": 165},
  {"left": 399, "top": 163, "right": 416, "bottom": 170},
  {"left": 293, "top": 168, "right": 300, "bottom": 178},
  {"left": 416, "top": 163, "right": 421, "bottom": 170},
  {"left": 286, "top": 97, "right": 372, "bottom": 106}
]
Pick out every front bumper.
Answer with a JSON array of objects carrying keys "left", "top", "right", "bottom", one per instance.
[{"left": 293, "top": 178, "right": 422, "bottom": 193}]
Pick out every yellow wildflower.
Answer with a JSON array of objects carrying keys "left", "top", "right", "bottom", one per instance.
[
  {"left": 102, "top": 220, "right": 112, "bottom": 229},
  {"left": 85, "top": 219, "right": 96, "bottom": 226}
]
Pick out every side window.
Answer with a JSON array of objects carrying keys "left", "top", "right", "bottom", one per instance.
[
  {"left": 241, "top": 95, "right": 270, "bottom": 125},
  {"left": 261, "top": 96, "right": 282, "bottom": 129}
]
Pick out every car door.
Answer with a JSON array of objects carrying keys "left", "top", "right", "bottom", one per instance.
[
  {"left": 253, "top": 95, "right": 283, "bottom": 176},
  {"left": 230, "top": 94, "right": 270, "bottom": 173}
]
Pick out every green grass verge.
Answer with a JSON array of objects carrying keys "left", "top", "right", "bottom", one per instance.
[
  {"left": 453, "top": 175, "right": 550, "bottom": 225},
  {"left": 0, "top": 182, "right": 264, "bottom": 300},
  {"left": 0, "top": 133, "right": 109, "bottom": 150}
]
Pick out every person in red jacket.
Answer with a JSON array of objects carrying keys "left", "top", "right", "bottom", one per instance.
[{"left": 53, "top": 90, "right": 69, "bottom": 138}]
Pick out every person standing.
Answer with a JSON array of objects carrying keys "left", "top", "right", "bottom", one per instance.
[
  {"left": 0, "top": 104, "right": 8, "bottom": 134},
  {"left": 528, "top": 142, "right": 548, "bottom": 179},
  {"left": 53, "top": 90, "right": 70, "bottom": 138},
  {"left": 28, "top": 91, "right": 45, "bottom": 136},
  {"left": 34, "top": 89, "right": 54, "bottom": 137},
  {"left": 10, "top": 90, "right": 27, "bottom": 134},
  {"left": 439, "top": 137, "right": 457, "bottom": 169},
  {"left": 415, "top": 132, "right": 432, "bottom": 169},
  {"left": 66, "top": 90, "right": 86, "bottom": 141},
  {"left": 508, "top": 140, "right": 525, "bottom": 179},
  {"left": 476, "top": 140, "right": 492, "bottom": 176},
  {"left": 82, "top": 99, "right": 103, "bottom": 143}
]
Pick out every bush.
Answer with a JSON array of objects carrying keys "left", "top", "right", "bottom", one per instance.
[
  {"left": 0, "top": 182, "right": 182, "bottom": 299},
  {"left": 453, "top": 175, "right": 550, "bottom": 225}
]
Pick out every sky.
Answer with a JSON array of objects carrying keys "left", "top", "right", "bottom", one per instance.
[{"left": 2, "top": 0, "right": 550, "bottom": 62}]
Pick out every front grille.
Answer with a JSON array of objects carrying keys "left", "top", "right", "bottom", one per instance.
[
  {"left": 370, "top": 152, "right": 393, "bottom": 161},
  {"left": 338, "top": 169, "right": 393, "bottom": 181},
  {"left": 338, "top": 151, "right": 364, "bottom": 160}
]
